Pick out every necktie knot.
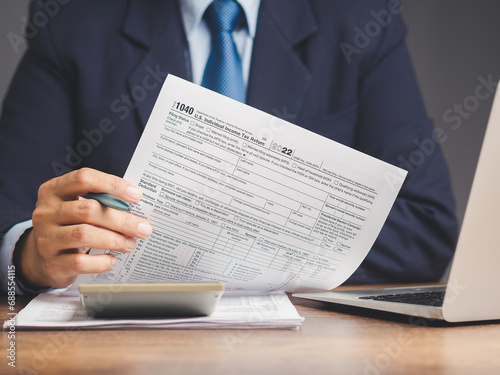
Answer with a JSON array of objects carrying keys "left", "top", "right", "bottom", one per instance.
[{"left": 205, "top": 0, "right": 243, "bottom": 33}]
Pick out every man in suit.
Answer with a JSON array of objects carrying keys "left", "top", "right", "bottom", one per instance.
[{"left": 0, "top": 0, "right": 458, "bottom": 292}]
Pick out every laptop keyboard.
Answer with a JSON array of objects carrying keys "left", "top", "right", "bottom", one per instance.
[{"left": 358, "top": 290, "right": 446, "bottom": 307}]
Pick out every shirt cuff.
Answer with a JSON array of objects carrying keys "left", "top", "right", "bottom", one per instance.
[{"left": 0, "top": 220, "right": 52, "bottom": 295}]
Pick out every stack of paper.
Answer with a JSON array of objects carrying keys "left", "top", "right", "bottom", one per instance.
[{"left": 6, "top": 290, "right": 303, "bottom": 330}]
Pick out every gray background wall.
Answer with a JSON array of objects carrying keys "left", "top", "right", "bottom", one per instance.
[{"left": 2, "top": 0, "right": 500, "bottom": 227}]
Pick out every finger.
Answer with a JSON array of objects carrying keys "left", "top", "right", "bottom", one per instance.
[
  {"left": 50, "top": 168, "right": 143, "bottom": 203},
  {"left": 50, "top": 224, "right": 139, "bottom": 254},
  {"left": 56, "top": 199, "right": 152, "bottom": 239},
  {"left": 71, "top": 247, "right": 91, "bottom": 254},
  {"left": 35, "top": 253, "right": 118, "bottom": 289},
  {"left": 58, "top": 253, "right": 118, "bottom": 279}
]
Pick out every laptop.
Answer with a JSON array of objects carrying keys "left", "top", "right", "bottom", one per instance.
[{"left": 293, "top": 88, "right": 500, "bottom": 323}]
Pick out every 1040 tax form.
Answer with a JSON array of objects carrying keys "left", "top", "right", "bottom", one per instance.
[{"left": 85, "top": 75, "right": 406, "bottom": 292}]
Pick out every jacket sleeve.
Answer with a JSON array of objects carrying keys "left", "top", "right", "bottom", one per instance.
[
  {"left": 347, "top": 6, "right": 459, "bottom": 283},
  {"left": 0, "top": 0, "right": 75, "bottom": 237}
]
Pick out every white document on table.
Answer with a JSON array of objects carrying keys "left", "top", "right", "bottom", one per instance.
[
  {"left": 80, "top": 75, "right": 406, "bottom": 291},
  {"left": 6, "top": 290, "right": 303, "bottom": 330}
]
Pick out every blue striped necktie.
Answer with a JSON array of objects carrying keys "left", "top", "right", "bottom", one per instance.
[{"left": 201, "top": 0, "right": 247, "bottom": 103}]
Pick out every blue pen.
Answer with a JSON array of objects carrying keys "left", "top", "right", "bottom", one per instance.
[{"left": 84, "top": 192, "right": 130, "bottom": 212}]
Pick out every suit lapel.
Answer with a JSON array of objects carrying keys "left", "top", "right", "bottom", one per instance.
[
  {"left": 122, "top": 0, "right": 190, "bottom": 127},
  {"left": 120, "top": 0, "right": 318, "bottom": 127},
  {"left": 247, "top": 0, "right": 318, "bottom": 122}
]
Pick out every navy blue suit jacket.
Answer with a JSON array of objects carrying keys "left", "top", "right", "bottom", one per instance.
[{"left": 0, "top": 0, "right": 458, "bottom": 283}]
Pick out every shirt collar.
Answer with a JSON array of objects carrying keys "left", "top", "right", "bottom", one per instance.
[{"left": 180, "top": 0, "right": 261, "bottom": 38}]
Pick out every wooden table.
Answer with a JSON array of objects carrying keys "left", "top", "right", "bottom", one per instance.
[{"left": 2, "top": 286, "right": 500, "bottom": 375}]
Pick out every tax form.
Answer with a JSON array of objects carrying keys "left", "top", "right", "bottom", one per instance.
[{"left": 87, "top": 75, "right": 406, "bottom": 292}]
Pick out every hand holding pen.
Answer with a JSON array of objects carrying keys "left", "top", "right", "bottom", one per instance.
[{"left": 13, "top": 168, "right": 152, "bottom": 289}]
